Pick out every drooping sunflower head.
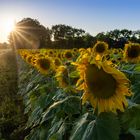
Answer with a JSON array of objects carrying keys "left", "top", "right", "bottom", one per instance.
[
  {"left": 26, "top": 55, "right": 33, "bottom": 64},
  {"left": 35, "top": 56, "right": 53, "bottom": 75},
  {"left": 55, "top": 66, "right": 69, "bottom": 88},
  {"left": 57, "top": 52, "right": 63, "bottom": 60},
  {"left": 75, "top": 57, "right": 132, "bottom": 114},
  {"left": 53, "top": 57, "right": 62, "bottom": 68},
  {"left": 124, "top": 43, "right": 140, "bottom": 63}
]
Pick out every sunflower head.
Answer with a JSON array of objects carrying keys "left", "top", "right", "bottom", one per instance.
[
  {"left": 35, "top": 56, "right": 53, "bottom": 74},
  {"left": 22, "top": 53, "right": 28, "bottom": 60},
  {"left": 75, "top": 56, "right": 132, "bottom": 114},
  {"left": 26, "top": 55, "right": 33, "bottom": 64},
  {"left": 55, "top": 66, "right": 69, "bottom": 88},
  {"left": 93, "top": 41, "right": 108, "bottom": 54},
  {"left": 57, "top": 52, "right": 63, "bottom": 60},
  {"left": 63, "top": 50, "right": 73, "bottom": 60},
  {"left": 124, "top": 43, "right": 140, "bottom": 63},
  {"left": 85, "top": 64, "right": 117, "bottom": 99},
  {"left": 53, "top": 57, "right": 62, "bottom": 68},
  {"left": 72, "top": 48, "right": 78, "bottom": 53},
  {"left": 47, "top": 50, "right": 53, "bottom": 57}
]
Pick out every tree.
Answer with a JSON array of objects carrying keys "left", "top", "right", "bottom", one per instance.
[
  {"left": 94, "top": 29, "right": 139, "bottom": 49},
  {"left": 9, "top": 18, "right": 51, "bottom": 49},
  {"left": 51, "top": 24, "right": 86, "bottom": 48}
]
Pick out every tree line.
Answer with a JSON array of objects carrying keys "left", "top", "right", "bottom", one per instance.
[{"left": 7, "top": 18, "right": 140, "bottom": 49}]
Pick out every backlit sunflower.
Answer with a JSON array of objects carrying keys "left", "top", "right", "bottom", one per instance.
[
  {"left": 75, "top": 57, "right": 132, "bottom": 114},
  {"left": 55, "top": 66, "right": 69, "bottom": 88},
  {"left": 48, "top": 49, "right": 57, "bottom": 57},
  {"left": 35, "top": 56, "right": 53, "bottom": 74},
  {"left": 53, "top": 57, "right": 62, "bottom": 68},
  {"left": 124, "top": 43, "right": 140, "bottom": 63},
  {"left": 63, "top": 50, "right": 73, "bottom": 60},
  {"left": 22, "top": 53, "right": 28, "bottom": 60},
  {"left": 93, "top": 41, "right": 108, "bottom": 61},
  {"left": 72, "top": 48, "right": 78, "bottom": 53},
  {"left": 26, "top": 55, "right": 33, "bottom": 64}
]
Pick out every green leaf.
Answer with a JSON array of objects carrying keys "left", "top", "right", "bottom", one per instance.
[
  {"left": 81, "top": 120, "right": 97, "bottom": 140},
  {"left": 49, "top": 121, "right": 67, "bottom": 140},
  {"left": 134, "top": 64, "right": 140, "bottom": 72},
  {"left": 63, "top": 96, "right": 81, "bottom": 115},
  {"left": 69, "top": 70, "right": 79, "bottom": 78},
  {"left": 41, "top": 96, "right": 81, "bottom": 124},
  {"left": 70, "top": 112, "right": 120, "bottom": 140},
  {"left": 70, "top": 113, "right": 90, "bottom": 140},
  {"left": 129, "top": 129, "right": 140, "bottom": 140},
  {"left": 27, "top": 106, "right": 43, "bottom": 128},
  {"left": 94, "top": 112, "right": 120, "bottom": 140},
  {"left": 121, "top": 104, "right": 140, "bottom": 130},
  {"left": 47, "top": 119, "right": 63, "bottom": 139},
  {"left": 131, "top": 81, "right": 140, "bottom": 104}
]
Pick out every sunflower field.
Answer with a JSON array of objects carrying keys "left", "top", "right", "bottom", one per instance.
[{"left": 17, "top": 41, "right": 140, "bottom": 140}]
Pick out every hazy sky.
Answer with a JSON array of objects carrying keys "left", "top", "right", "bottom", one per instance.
[{"left": 0, "top": 0, "right": 140, "bottom": 42}]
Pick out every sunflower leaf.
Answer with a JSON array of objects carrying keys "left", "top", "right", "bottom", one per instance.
[
  {"left": 121, "top": 104, "right": 140, "bottom": 130},
  {"left": 129, "top": 129, "right": 140, "bottom": 140},
  {"left": 70, "top": 113, "right": 90, "bottom": 140},
  {"left": 82, "top": 112, "right": 120, "bottom": 140},
  {"left": 134, "top": 64, "right": 140, "bottom": 72},
  {"left": 131, "top": 81, "right": 140, "bottom": 104},
  {"left": 69, "top": 70, "right": 79, "bottom": 78},
  {"left": 70, "top": 112, "right": 120, "bottom": 140},
  {"left": 41, "top": 96, "right": 81, "bottom": 124}
]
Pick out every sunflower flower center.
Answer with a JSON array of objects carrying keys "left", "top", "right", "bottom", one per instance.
[
  {"left": 54, "top": 58, "right": 61, "bottom": 66},
  {"left": 127, "top": 47, "right": 139, "bottom": 58},
  {"left": 95, "top": 44, "right": 106, "bottom": 53},
  {"left": 37, "top": 58, "right": 50, "bottom": 70},
  {"left": 65, "top": 52, "right": 73, "bottom": 59},
  {"left": 85, "top": 64, "right": 116, "bottom": 99}
]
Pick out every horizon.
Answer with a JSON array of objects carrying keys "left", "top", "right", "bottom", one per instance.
[{"left": 0, "top": 0, "right": 140, "bottom": 43}]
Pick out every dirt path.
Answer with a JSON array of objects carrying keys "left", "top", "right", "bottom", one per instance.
[{"left": 0, "top": 49, "right": 26, "bottom": 140}]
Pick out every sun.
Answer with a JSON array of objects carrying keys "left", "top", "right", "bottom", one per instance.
[
  {"left": 0, "top": 17, "right": 16, "bottom": 42},
  {"left": 4, "top": 19, "right": 15, "bottom": 33}
]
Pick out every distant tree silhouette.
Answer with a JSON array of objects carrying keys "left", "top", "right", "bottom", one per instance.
[
  {"left": 94, "top": 29, "right": 140, "bottom": 49},
  {"left": 9, "top": 18, "right": 51, "bottom": 49},
  {"left": 51, "top": 24, "right": 86, "bottom": 48},
  {"left": 8, "top": 17, "right": 140, "bottom": 49}
]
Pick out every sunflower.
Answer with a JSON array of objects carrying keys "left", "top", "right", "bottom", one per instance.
[
  {"left": 93, "top": 41, "right": 108, "bottom": 61},
  {"left": 55, "top": 66, "right": 69, "bottom": 88},
  {"left": 124, "top": 43, "right": 140, "bottom": 63},
  {"left": 35, "top": 56, "right": 53, "bottom": 74},
  {"left": 72, "top": 48, "right": 79, "bottom": 56},
  {"left": 72, "top": 48, "right": 78, "bottom": 53},
  {"left": 47, "top": 49, "right": 57, "bottom": 57},
  {"left": 75, "top": 57, "right": 132, "bottom": 114},
  {"left": 53, "top": 57, "right": 62, "bottom": 68},
  {"left": 26, "top": 55, "right": 33, "bottom": 64},
  {"left": 57, "top": 52, "right": 63, "bottom": 60},
  {"left": 21, "top": 53, "right": 28, "bottom": 60},
  {"left": 63, "top": 50, "right": 73, "bottom": 60}
]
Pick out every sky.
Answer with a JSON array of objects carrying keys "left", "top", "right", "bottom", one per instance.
[{"left": 0, "top": 0, "right": 140, "bottom": 42}]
